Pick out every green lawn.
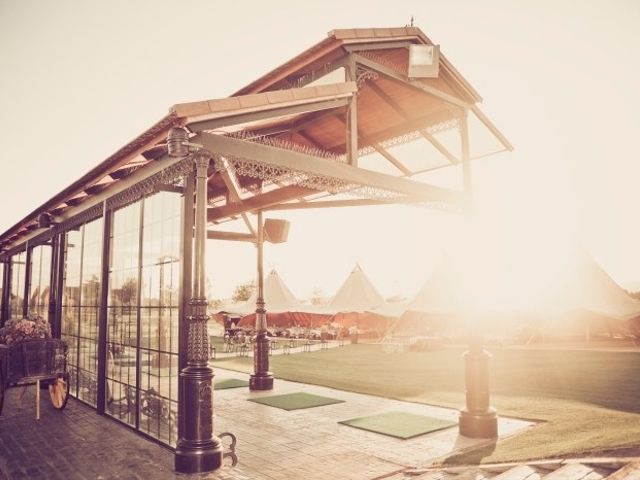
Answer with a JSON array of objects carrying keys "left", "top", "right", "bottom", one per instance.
[{"left": 213, "top": 344, "right": 640, "bottom": 464}]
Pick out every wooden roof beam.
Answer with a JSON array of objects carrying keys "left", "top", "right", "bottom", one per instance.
[
  {"left": 366, "top": 80, "right": 460, "bottom": 164},
  {"left": 333, "top": 113, "right": 411, "bottom": 175},
  {"left": 353, "top": 53, "right": 470, "bottom": 109},
  {"left": 188, "top": 97, "right": 350, "bottom": 133},
  {"left": 207, "top": 231, "right": 257, "bottom": 243},
  {"left": 197, "top": 132, "right": 463, "bottom": 205},
  {"left": 263, "top": 196, "right": 423, "bottom": 211},
  {"left": 218, "top": 156, "right": 256, "bottom": 236},
  {"left": 208, "top": 185, "right": 315, "bottom": 222}
]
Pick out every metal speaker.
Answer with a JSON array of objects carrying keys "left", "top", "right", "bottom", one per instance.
[
  {"left": 408, "top": 44, "right": 440, "bottom": 78},
  {"left": 37, "top": 213, "right": 51, "bottom": 228},
  {"left": 263, "top": 219, "right": 290, "bottom": 244}
]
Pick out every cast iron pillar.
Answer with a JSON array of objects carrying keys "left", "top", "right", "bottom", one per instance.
[
  {"left": 459, "top": 335, "right": 498, "bottom": 438},
  {"left": 458, "top": 110, "right": 497, "bottom": 439},
  {"left": 249, "top": 210, "right": 273, "bottom": 390},
  {"left": 172, "top": 132, "right": 223, "bottom": 473}
]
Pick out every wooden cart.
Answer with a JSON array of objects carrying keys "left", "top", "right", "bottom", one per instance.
[{"left": 0, "top": 338, "right": 69, "bottom": 419}]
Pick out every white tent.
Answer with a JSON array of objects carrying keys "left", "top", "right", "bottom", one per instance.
[
  {"left": 403, "top": 247, "right": 640, "bottom": 336},
  {"left": 326, "top": 263, "right": 385, "bottom": 314},
  {"left": 234, "top": 269, "right": 304, "bottom": 315}
]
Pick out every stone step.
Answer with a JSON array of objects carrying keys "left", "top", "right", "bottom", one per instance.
[
  {"left": 603, "top": 463, "right": 640, "bottom": 480},
  {"left": 542, "top": 463, "right": 597, "bottom": 480}
]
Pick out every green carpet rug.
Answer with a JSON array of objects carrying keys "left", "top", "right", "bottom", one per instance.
[
  {"left": 339, "top": 411, "right": 457, "bottom": 439},
  {"left": 248, "top": 392, "right": 344, "bottom": 411},
  {"left": 215, "top": 378, "right": 249, "bottom": 389}
]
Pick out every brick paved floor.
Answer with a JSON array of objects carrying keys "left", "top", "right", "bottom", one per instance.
[{"left": 0, "top": 369, "right": 533, "bottom": 479}]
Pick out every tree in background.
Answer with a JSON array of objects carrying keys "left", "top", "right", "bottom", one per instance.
[
  {"left": 310, "top": 286, "right": 327, "bottom": 306},
  {"left": 231, "top": 280, "right": 256, "bottom": 303}
]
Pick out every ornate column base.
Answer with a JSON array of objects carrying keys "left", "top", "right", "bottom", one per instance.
[
  {"left": 459, "top": 407, "right": 498, "bottom": 438},
  {"left": 175, "top": 438, "right": 223, "bottom": 473},
  {"left": 250, "top": 334, "right": 273, "bottom": 391},
  {"left": 175, "top": 366, "right": 223, "bottom": 473},
  {"left": 459, "top": 346, "right": 498, "bottom": 439},
  {"left": 249, "top": 372, "right": 274, "bottom": 391}
]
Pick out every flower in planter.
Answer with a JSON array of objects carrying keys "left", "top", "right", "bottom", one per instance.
[{"left": 0, "top": 315, "right": 52, "bottom": 345}]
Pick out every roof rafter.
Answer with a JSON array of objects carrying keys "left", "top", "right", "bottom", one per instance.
[
  {"left": 208, "top": 185, "right": 315, "bottom": 222},
  {"left": 353, "top": 53, "right": 470, "bottom": 109},
  {"left": 197, "top": 132, "right": 464, "bottom": 205},
  {"left": 366, "top": 80, "right": 460, "bottom": 164}
]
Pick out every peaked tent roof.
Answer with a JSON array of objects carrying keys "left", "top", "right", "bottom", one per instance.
[
  {"left": 326, "top": 264, "right": 385, "bottom": 313},
  {"left": 407, "top": 249, "right": 640, "bottom": 322},
  {"left": 235, "top": 269, "right": 305, "bottom": 315}
]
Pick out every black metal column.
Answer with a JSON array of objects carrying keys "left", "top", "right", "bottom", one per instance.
[
  {"left": 23, "top": 242, "right": 31, "bottom": 317},
  {"left": 0, "top": 260, "right": 8, "bottom": 326},
  {"left": 170, "top": 129, "right": 222, "bottom": 474},
  {"left": 53, "top": 233, "right": 66, "bottom": 339},
  {"left": 97, "top": 205, "right": 112, "bottom": 414},
  {"left": 458, "top": 109, "right": 498, "bottom": 438},
  {"left": 250, "top": 210, "right": 273, "bottom": 390}
]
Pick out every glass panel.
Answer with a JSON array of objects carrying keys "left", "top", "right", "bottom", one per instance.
[
  {"left": 0, "top": 262, "right": 4, "bottom": 321},
  {"left": 105, "top": 192, "right": 181, "bottom": 445},
  {"left": 61, "top": 218, "right": 103, "bottom": 407},
  {"left": 28, "top": 244, "right": 52, "bottom": 321},
  {"left": 10, "top": 251, "right": 26, "bottom": 319},
  {"left": 138, "top": 192, "right": 180, "bottom": 445},
  {"left": 106, "top": 201, "right": 141, "bottom": 428}
]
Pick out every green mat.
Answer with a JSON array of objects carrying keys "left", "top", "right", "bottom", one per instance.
[
  {"left": 339, "top": 411, "right": 457, "bottom": 439},
  {"left": 215, "top": 378, "right": 249, "bottom": 389},
  {"left": 248, "top": 392, "right": 344, "bottom": 411}
]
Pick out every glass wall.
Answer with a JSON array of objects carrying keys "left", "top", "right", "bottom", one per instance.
[
  {"left": 61, "top": 219, "right": 103, "bottom": 407},
  {"left": 0, "top": 262, "right": 4, "bottom": 323},
  {"left": 10, "top": 251, "right": 26, "bottom": 319},
  {"left": 107, "top": 191, "right": 181, "bottom": 446},
  {"left": 28, "top": 244, "right": 52, "bottom": 321},
  {"left": 106, "top": 201, "right": 141, "bottom": 427}
]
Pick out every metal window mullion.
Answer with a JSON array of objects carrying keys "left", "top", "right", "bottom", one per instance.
[
  {"left": 54, "top": 233, "right": 66, "bottom": 339},
  {"left": 49, "top": 236, "right": 59, "bottom": 328},
  {"left": 23, "top": 242, "right": 31, "bottom": 317},
  {"left": 97, "top": 204, "right": 112, "bottom": 414},
  {"left": 74, "top": 225, "right": 86, "bottom": 399},
  {"left": 134, "top": 198, "right": 145, "bottom": 431},
  {"left": 1, "top": 260, "right": 9, "bottom": 325}
]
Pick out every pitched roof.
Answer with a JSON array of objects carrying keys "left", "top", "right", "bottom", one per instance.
[
  {"left": 1, "top": 26, "right": 510, "bottom": 255},
  {"left": 326, "top": 263, "right": 385, "bottom": 313}
]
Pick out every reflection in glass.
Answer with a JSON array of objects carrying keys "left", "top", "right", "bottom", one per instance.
[
  {"left": 0, "top": 263, "right": 4, "bottom": 320},
  {"left": 60, "top": 219, "right": 103, "bottom": 407},
  {"left": 9, "top": 251, "right": 26, "bottom": 319},
  {"left": 28, "top": 244, "right": 52, "bottom": 321},
  {"left": 106, "top": 192, "right": 181, "bottom": 446}
]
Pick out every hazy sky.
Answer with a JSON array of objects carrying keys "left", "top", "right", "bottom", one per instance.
[{"left": 1, "top": 0, "right": 639, "bottom": 299}]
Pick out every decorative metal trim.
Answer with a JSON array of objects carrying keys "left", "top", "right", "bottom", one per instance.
[
  {"left": 282, "top": 62, "right": 340, "bottom": 90},
  {"left": 106, "top": 158, "right": 194, "bottom": 211},
  {"left": 356, "top": 66, "right": 379, "bottom": 89},
  {"left": 208, "top": 132, "right": 461, "bottom": 212},
  {"left": 53, "top": 204, "right": 103, "bottom": 235},
  {"left": 25, "top": 228, "right": 56, "bottom": 249}
]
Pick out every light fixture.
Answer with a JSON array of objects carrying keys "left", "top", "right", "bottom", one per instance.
[{"left": 408, "top": 44, "right": 440, "bottom": 78}]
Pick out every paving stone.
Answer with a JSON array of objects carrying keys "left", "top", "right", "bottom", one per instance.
[{"left": 0, "top": 369, "right": 532, "bottom": 479}]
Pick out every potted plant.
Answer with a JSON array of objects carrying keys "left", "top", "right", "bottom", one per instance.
[{"left": 0, "top": 315, "right": 52, "bottom": 345}]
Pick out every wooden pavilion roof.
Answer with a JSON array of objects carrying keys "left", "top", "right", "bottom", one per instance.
[{"left": 0, "top": 26, "right": 511, "bottom": 253}]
